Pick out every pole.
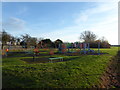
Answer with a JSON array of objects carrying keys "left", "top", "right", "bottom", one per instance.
[
  {"left": 88, "top": 43, "right": 90, "bottom": 52},
  {"left": 98, "top": 42, "right": 100, "bottom": 55},
  {"left": 67, "top": 43, "right": 70, "bottom": 53},
  {"left": 84, "top": 43, "right": 86, "bottom": 54},
  {"left": 33, "top": 54, "right": 35, "bottom": 61}
]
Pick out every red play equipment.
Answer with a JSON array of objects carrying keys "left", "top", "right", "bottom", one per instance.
[
  {"left": 33, "top": 48, "right": 40, "bottom": 55},
  {"left": 49, "top": 50, "right": 54, "bottom": 55},
  {"left": 6, "top": 49, "right": 9, "bottom": 52}
]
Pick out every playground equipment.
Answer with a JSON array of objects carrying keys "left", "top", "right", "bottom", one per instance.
[
  {"left": 49, "top": 49, "right": 54, "bottom": 57},
  {"left": 33, "top": 48, "right": 40, "bottom": 61},
  {"left": 5, "top": 48, "right": 9, "bottom": 56},
  {"left": 66, "top": 43, "right": 71, "bottom": 53},
  {"left": 58, "top": 44, "right": 67, "bottom": 54},
  {"left": 61, "top": 44, "right": 67, "bottom": 53},
  {"left": 33, "top": 48, "right": 40, "bottom": 55},
  {"left": 57, "top": 42, "right": 102, "bottom": 55}
]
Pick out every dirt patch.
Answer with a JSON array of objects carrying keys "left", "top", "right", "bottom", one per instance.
[
  {"left": 21, "top": 57, "right": 79, "bottom": 64},
  {"left": 21, "top": 57, "right": 50, "bottom": 64},
  {"left": 2, "top": 52, "right": 51, "bottom": 58},
  {"left": 21, "top": 57, "right": 65, "bottom": 64},
  {"left": 65, "top": 52, "right": 108, "bottom": 56},
  {"left": 3, "top": 51, "right": 108, "bottom": 58},
  {"left": 93, "top": 50, "right": 120, "bottom": 88}
]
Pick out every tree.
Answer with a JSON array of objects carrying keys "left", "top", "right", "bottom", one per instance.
[
  {"left": 99, "top": 36, "right": 108, "bottom": 43},
  {"left": 55, "top": 39, "right": 63, "bottom": 44},
  {"left": 99, "top": 36, "right": 110, "bottom": 48},
  {"left": 15, "top": 37, "right": 21, "bottom": 45},
  {"left": 41, "top": 39, "right": 53, "bottom": 48},
  {"left": 20, "top": 34, "right": 37, "bottom": 48},
  {"left": 2, "top": 30, "right": 11, "bottom": 46},
  {"left": 89, "top": 37, "right": 110, "bottom": 48},
  {"left": 20, "top": 41, "right": 27, "bottom": 48},
  {"left": 29, "top": 37, "right": 37, "bottom": 46},
  {"left": 10, "top": 36, "right": 16, "bottom": 45},
  {"left": 21, "top": 34, "right": 30, "bottom": 42},
  {"left": 80, "top": 31, "right": 97, "bottom": 43},
  {"left": 38, "top": 37, "right": 44, "bottom": 42},
  {"left": 20, "top": 34, "right": 30, "bottom": 48},
  {"left": 54, "top": 39, "right": 63, "bottom": 48}
]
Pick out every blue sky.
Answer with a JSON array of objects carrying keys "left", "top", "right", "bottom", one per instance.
[{"left": 2, "top": 2, "right": 118, "bottom": 45}]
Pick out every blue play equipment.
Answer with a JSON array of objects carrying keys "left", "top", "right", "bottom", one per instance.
[
  {"left": 58, "top": 42, "right": 100, "bottom": 55},
  {"left": 79, "top": 43, "right": 96, "bottom": 54},
  {"left": 58, "top": 44, "right": 62, "bottom": 53}
]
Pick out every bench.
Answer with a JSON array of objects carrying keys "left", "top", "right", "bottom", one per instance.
[{"left": 49, "top": 57, "right": 64, "bottom": 63}]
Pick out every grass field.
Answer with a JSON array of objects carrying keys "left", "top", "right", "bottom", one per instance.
[{"left": 2, "top": 47, "right": 119, "bottom": 88}]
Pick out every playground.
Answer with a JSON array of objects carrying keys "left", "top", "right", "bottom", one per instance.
[
  {"left": 2, "top": 41, "right": 120, "bottom": 88},
  {"left": 2, "top": 45, "right": 120, "bottom": 88},
  {"left": 2, "top": 42, "right": 108, "bottom": 64},
  {"left": 2, "top": 2, "right": 118, "bottom": 88}
]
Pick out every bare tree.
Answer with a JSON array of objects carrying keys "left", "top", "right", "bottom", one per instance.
[
  {"left": 80, "top": 31, "right": 97, "bottom": 42},
  {"left": 21, "top": 34, "right": 30, "bottom": 42},
  {"left": 99, "top": 36, "right": 108, "bottom": 43},
  {"left": 37, "top": 37, "right": 44, "bottom": 43},
  {"left": 21, "top": 34, "right": 37, "bottom": 48},
  {"left": 15, "top": 37, "right": 21, "bottom": 45}
]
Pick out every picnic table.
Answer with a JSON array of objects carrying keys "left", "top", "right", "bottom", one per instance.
[{"left": 49, "top": 57, "right": 64, "bottom": 63}]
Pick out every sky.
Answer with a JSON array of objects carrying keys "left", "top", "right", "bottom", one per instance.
[{"left": 2, "top": 2, "right": 118, "bottom": 45}]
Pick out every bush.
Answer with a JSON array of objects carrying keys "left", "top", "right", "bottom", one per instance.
[{"left": 89, "top": 41, "right": 110, "bottom": 48}]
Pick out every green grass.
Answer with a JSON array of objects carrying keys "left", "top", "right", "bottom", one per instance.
[{"left": 2, "top": 47, "right": 119, "bottom": 88}]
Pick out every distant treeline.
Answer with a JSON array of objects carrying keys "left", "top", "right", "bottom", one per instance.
[{"left": 1, "top": 30, "right": 111, "bottom": 48}]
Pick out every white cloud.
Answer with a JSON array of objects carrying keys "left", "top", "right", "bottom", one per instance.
[
  {"left": 39, "top": 2, "right": 118, "bottom": 45},
  {"left": 3, "top": 17, "right": 26, "bottom": 32},
  {"left": 75, "top": 14, "right": 88, "bottom": 24},
  {"left": 74, "top": 2, "right": 117, "bottom": 24},
  {"left": 2, "top": 2, "right": 118, "bottom": 45}
]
